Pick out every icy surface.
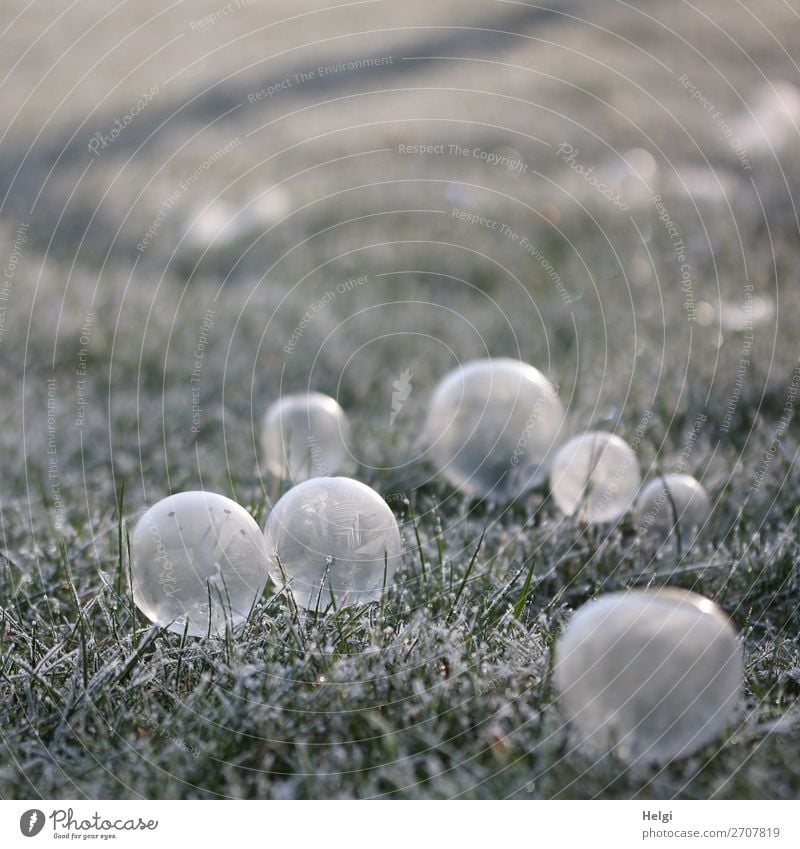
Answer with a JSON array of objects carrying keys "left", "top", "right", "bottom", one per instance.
[
  {"left": 264, "top": 476, "right": 402, "bottom": 609},
  {"left": 554, "top": 589, "right": 742, "bottom": 763},
  {"left": 424, "top": 358, "right": 563, "bottom": 500},
  {"left": 261, "top": 392, "right": 353, "bottom": 482},
  {"left": 550, "top": 431, "right": 640, "bottom": 523},
  {"left": 131, "top": 491, "right": 269, "bottom": 636}
]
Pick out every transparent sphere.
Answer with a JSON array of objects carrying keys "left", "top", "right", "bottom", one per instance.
[
  {"left": 131, "top": 491, "right": 269, "bottom": 637},
  {"left": 637, "top": 474, "right": 712, "bottom": 544},
  {"left": 261, "top": 392, "right": 353, "bottom": 482},
  {"left": 550, "top": 431, "right": 640, "bottom": 523},
  {"left": 424, "top": 358, "right": 564, "bottom": 500},
  {"left": 554, "top": 589, "right": 742, "bottom": 763},
  {"left": 264, "top": 477, "right": 402, "bottom": 610}
]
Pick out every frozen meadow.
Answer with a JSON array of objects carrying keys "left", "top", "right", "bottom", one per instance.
[{"left": 1, "top": 0, "right": 799, "bottom": 799}]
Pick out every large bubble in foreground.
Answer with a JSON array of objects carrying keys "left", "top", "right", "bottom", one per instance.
[
  {"left": 554, "top": 589, "right": 742, "bottom": 763},
  {"left": 131, "top": 491, "right": 269, "bottom": 637}
]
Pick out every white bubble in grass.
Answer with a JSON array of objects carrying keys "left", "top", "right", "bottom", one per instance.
[
  {"left": 550, "top": 431, "right": 640, "bottom": 523},
  {"left": 264, "top": 477, "right": 402, "bottom": 610},
  {"left": 184, "top": 189, "right": 291, "bottom": 254},
  {"left": 624, "top": 147, "right": 658, "bottom": 183},
  {"left": 554, "top": 589, "right": 742, "bottom": 763},
  {"left": 739, "top": 81, "right": 800, "bottom": 154},
  {"left": 184, "top": 199, "right": 238, "bottom": 250},
  {"left": 261, "top": 392, "right": 353, "bottom": 482},
  {"left": 131, "top": 491, "right": 269, "bottom": 637},
  {"left": 637, "top": 474, "right": 712, "bottom": 543},
  {"left": 424, "top": 358, "right": 564, "bottom": 500}
]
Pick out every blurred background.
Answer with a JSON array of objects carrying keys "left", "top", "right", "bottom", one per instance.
[
  {"left": 1, "top": 0, "right": 798, "bottom": 500},
  {"left": 0, "top": 0, "right": 798, "bottom": 490}
]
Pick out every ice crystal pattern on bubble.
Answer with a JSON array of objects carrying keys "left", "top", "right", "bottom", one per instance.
[{"left": 264, "top": 477, "right": 402, "bottom": 610}]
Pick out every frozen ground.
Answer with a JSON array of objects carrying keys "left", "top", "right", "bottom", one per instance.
[{"left": 1, "top": 0, "right": 800, "bottom": 798}]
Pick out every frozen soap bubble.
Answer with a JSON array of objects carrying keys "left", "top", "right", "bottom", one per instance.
[
  {"left": 739, "top": 81, "right": 800, "bottom": 154},
  {"left": 550, "top": 431, "right": 640, "bottom": 523},
  {"left": 264, "top": 476, "right": 402, "bottom": 610},
  {"left": 424, "top": 358, "right": 563, "bottom": 500},
  {"left": 637, "top": 474, "right": 712, "bottom": 544},
  {"left": 261, "top": 392, "right": 353, "bottom": 482},
  {"left": 131, "top": 491, "right": 269, "bottom": 637},
  {"left": 554, "top": 589, "right": 742, "bottom": 763}
]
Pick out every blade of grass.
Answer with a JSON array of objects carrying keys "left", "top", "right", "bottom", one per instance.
[{"left": 447, "top": 530, "right": 484, "bottom": 624}]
